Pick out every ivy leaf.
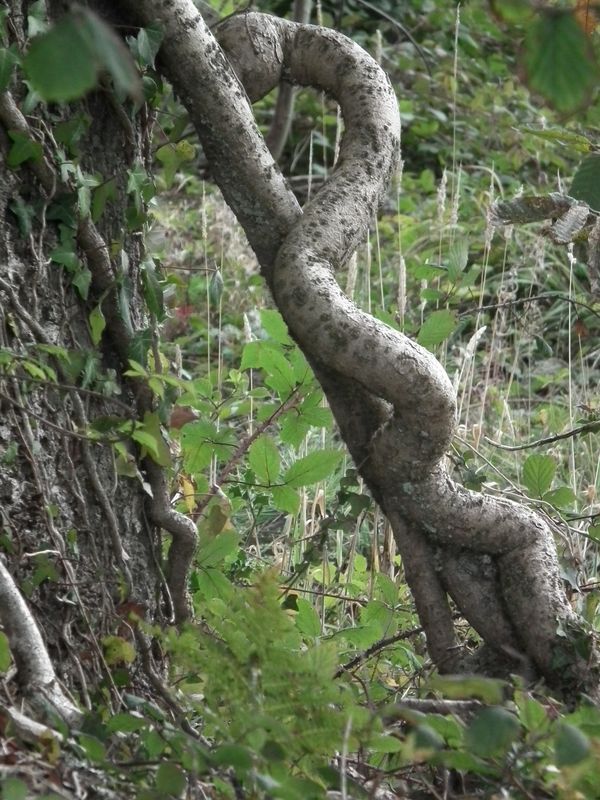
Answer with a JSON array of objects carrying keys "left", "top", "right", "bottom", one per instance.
[
  {"left": 24, "top": 14, "right": 98, "bottom": 101},
  {"left": 522, "top": 454, "right": 555, "bottom": 497},
  {"left": 522, "top": 12, "right": 598, "bottom": 114},
  {"left": 283, "top": 449, "right": 343, "bottom": 489},
  {"left": 571, "top": 154, "right": 600, "bottom": 212},
  {"left": 135, "top": 25, "right": 163, "bottom": 68},
  {"left": 89, "top": 304, "right": 106, "bottom": 346},
  {"left": 417, "top": 309, "right": 457, "bottom": 350},
  {"left": 7, "top": 131, "right": 43, "bottom": 168}
]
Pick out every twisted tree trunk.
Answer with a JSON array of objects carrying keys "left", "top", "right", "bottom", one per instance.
[{"left": 114, "top": 0, "right": 599, "bottom": 701}]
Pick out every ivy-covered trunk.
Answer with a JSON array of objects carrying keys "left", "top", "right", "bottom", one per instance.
[{"left": 0, "top": 3, "right": 164, "bottom": 720}]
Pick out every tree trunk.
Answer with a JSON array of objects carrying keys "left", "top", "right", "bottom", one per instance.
[{"left": 0, "top": 3, "right": 172, "bottom": 721}]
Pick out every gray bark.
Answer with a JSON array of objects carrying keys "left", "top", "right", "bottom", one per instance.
[{"left": 0, "top": 6, "right": 164, "bottom": 712}]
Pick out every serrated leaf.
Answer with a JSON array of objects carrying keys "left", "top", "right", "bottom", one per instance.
[
  {"left": 248, "top": 435, "right": 280, "bottom": 485},
  {"left": 417, "top": 309, "right": 457, "bottom": 350},
  {"left": 89, "top": 304, "right": 106, "bottom": 346},
  {"left": 521, "top": 126, "right": 593, "bottom": 154},
  {"left": 180, "top": 420, "right": 236, "bottom": 474},
  {"left": 283, "top": 449, "right": 343, "bottom": 488},
  {"left": 295, "top": 597, "right": 321, "bottom": 637},
  {"left": 522, "top": 12, "right": 598, "bottom": 114},
  {"left": 260, "top": 345, "right": 296, "bottom": 396},
  {"left": 260, "top": 308, "right": 293, "bottom": 345},
  {"left": 464, "top": 707, "right": 520, "bottom": 757},
  {"left": 555, "top": 723, "right": 590, "bottom": 766},
  {"left": 543, "top": 486, "right": 576, "bottom": 509},
  {"left": 571, "top": 154, "right": 600, "bottom": 212},
  {"left": 270, "top": 484, "right": 300, "bottom": 514},
  {"left": 522, "top": 454, "right": 555, "bottom": 497},
  {"left": 447, "top": 238, "right": 469, "bottom": 280}
]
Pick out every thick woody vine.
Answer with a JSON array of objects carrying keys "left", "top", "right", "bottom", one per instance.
[{"left": 117, "top": 0, "right": 600, "bottom": 700}]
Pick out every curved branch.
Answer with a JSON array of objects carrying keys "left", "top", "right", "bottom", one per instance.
[
  {"left": 0, "top": 558, "right": 82, "bottom": 726},
  {"left": 114, "top": 0, "right": 599, "bottom": 696}
]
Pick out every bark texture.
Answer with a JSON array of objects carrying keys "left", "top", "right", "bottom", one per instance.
[
  {"left": 112, "top": 0, "right": 598, "bottom": 699},
  {"left": 0, "top": 2, "right": 172, "bottom": 715}
]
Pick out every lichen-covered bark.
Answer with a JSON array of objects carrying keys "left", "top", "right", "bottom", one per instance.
[
  {"left": 0, "top": 4, "right": 165, "bottom": 712},
  {"left": 121, "top": 0, "right": 599, "bottom": 698}
]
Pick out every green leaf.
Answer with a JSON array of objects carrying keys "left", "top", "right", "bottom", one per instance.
[
  {"left": 136, "top": 24, "right": 163, "bottom": 68},
  {"left": 492, "top": 0, "right": 534, "bottom": 24},
  {"left": 92, "top": 178, "right": 117, "bottom": 222},
  {"left": 79, "top": 8, "right": 140, "bottom": 100},
  {"left": 7, "top": 131, "right": 43, "bottom": 168},
  {"left": 24, "top": 15, "right": 97, "bottom": 101},
  {"left": 521, "top": 126, "right": 593, "bottom": 154},
  {"left": 209, "top": 269, "right": 224, "bottom": 306},
  {"left": 522, "top": 12, "right": 597, "bottom": 114},
  {"left": 141, "top": 258, "right": 165, "bottom": 321},
  {"left": 417, "top": 309, "right": 457, "bottom": 350},
  {"left": 181, "top": 421, "right": 236, "bottom": 473},
  {"left": 427, "top": 674, "right": 506, "bottom": 704},
  {"left": 260, "top": 308, "right": 293, "bottom": 345},
  {"left": 1, "top": 778, "right": 28, "bottom": 800},
  {"left": 134, "top": 411, "right": 171, "bottom": 467},
  {"left": 89, "top": 304, "right": 106, "bottom": 346},
  {"left": 270, "top": 484, "right": 300, "bottom": 514},
  {"left": 258, "top": 345, "right": 296, "bottom": 395},
  {"left": 101, "top": 635, "right": 135, "bottom": 666},
  {"left": 77, "top": 734, "right": 106, "bottom": 764},
  {"left": 571, "top": 154, "right": 600, "bottom": 212},
  {"left": 0, "top": 46, "right": 18, "bottom": 91},
  {"left": 522, "top": 454, "right": 555, "bottom": 497},
  {"left": 295, "top": 597, "right": 321, "bottom": 637},
  {"left": 106, "top": 712, "right": 147, "bottom": 734},
  {"left": 72, "top": 267, "right": 92, "bottom": 300},
  {"left": 197, "top": 531, "right": 240, "bottom": 568},
  {"left": 543, "top": 486, "right": 576, "bottom": 509},
  {"left": 156, "top": 763, "right": 187, "bottom": 796},
  {"left": 248, "top": 435, "right": 280, "bottom": 485},
  {"left": 0, "top": 631, "right": 11, "bottom": 673},
  {"left": 283, "top": 449, "right": 343, "bottom": 489},
  {"left": 447, "top": 238, "right": 469, "bottom": 281},
  {"left": 213, "top": 744, "right": 253, "bottom": 772},
  {"left": 464, "top": 707, "right": 520, "bottom": 758},
  {"left": 555, "top": 723, "right": 591, "bottom": 766}
]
